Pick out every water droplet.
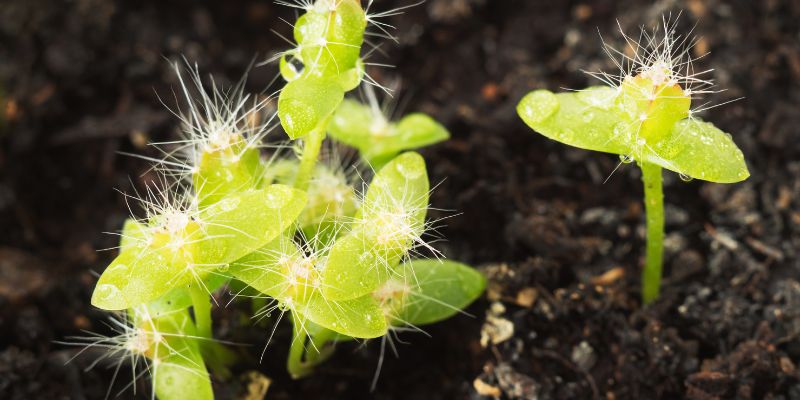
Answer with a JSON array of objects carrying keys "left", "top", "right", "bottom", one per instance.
[
  {"left": 94, "top": 284, "right": 123, "bottom": 305},
  {"left": 577, "top": 87, "right": 617, "bottom": 110},
  {"left": 518, "top": 90, "right": 559, "bottom": 125},
  {"left": 558, "top": 128, "right": 575, "bottom": 142},
  {"left": 581, "top": 111, "right": 595, "bottom": 123},
  {"left": 218, "top": 263, "right": 230, "bottom": 272},
  {"left": 216, "top": 197, "right": 240, "bottom": 212},
  {"left": 264, "top": 189, "right": 291, "bottom": 209},
  {"left": 679, "top": 173, "right": 693, "bottom": 182},
  {"left": 619, "top": 154, "right": 634, "bottom": 164},
  {"left": 612, "top": 122, "right": 629, "bottom": 141},
  {"left": 107, "top": 263, "right": 129, "bottom": 275},
  {"left": 395, "top": 161, "right": 423, "bottom": 180}
]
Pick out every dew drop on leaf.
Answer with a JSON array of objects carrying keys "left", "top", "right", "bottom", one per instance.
[
  {"left": 612, "top": 122, "right": 629, "bottom": 141},
  {"left": 106, "top": 263, "right": 129, "bottom": 275},
  {"left": 519, "top": 90, "right": 558, "bottom": 124},
  {"left": 395, "top": 162, "right": 423, "bottom": 180},
  {"left": 619, "top": 154, "right": 634, "bottom": 164},
  {"left": 679, "top": 173, "right": 693, "bottom": 182},
  {"left": 94, "top": 284, "right": 123, "bottom": 304},
  {"left": 559, "top": 128, "right": 575, "bottom": 142},
  {"left": 216, "top": 197, "right": 241, "bottom": 212}
]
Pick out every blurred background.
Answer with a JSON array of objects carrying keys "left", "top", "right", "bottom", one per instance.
[{"left": 1, "top": 0, "right": 798, "bottom": 399}]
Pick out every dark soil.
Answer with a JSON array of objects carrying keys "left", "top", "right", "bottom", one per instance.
[{"left": 1, "top": 0, "right": 799, "bottom": 399}]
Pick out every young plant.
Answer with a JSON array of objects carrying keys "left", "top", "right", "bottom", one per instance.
[
  {"left": 516, "top": 18, "right": 749, "bottom": 304},
  {"left": 61, "top": 306, "right": 213, "bottom": 400},
  {"left": 328, "top": 87, "right": 450, "bottom": 168},
  {"left": 83, "top": 1, "right": 485, "bottom": 398}
]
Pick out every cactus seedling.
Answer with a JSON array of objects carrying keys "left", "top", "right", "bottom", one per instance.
[{"left": 516, "top": 18, "right": 749, "bottom": 303}]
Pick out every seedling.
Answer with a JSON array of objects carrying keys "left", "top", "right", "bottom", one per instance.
[
  {"left": 82, "top": 1, "right": 485, "bottom": 398},
  {"left": 517, "top": 18, "right": 749, "bottom": 304},
  {"left": 328, "top": 87, "right": 450, "bottom": 168}
]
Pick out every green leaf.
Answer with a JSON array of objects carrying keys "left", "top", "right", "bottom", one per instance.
[
  {"left": 92, "top": 248, "right": 180, "bottom": 310},
  {"left": 278, "top": 77, "right": 344, "bottom": 139},
  {"left": 328, "top": 98, "right": 374, "bottom": 148},
  {"left": 149, "top": 311, "right": 214, "bottom": 400},
  {"left": 294, "top": 292, "right": 387, "bottom": 339},
  {"left": 321, "top": 229, "right": 402, "bottom": 300},
  {"left": 227, "top": 235, "right": 295, "bottom": 298},
  {"left": 517, "top": 87, "right": 632, "bottom": 156},
  {"left": 359, "top": 152, "right": 429, "bottom": 238},
  {"left": 229, "top": 236, "right": 387, "bottom": 339},
  {"left": 517, "top": 86, "right": 750, "bottom": 183},
  {"left": 321, "top": 152, "right": 429, "bottom": 301},
  {"left": 193, "top": 139, "right": 263, "bottom": 207},
  {"left": 92, "top": 185, "right": 305, "bottom": 311},
  {"left": 198, "top": 184, "right": 307, "bottom": 265},
  {"left": 648, "top": 118, "right": 750, "bottom": 183},
  {"left": 328, "top": 100, "right": 449, "bottom": 167},
  {"left": 391, "top": 113, "right": 450, "bottom": 153},
  {"left": 293, "top": 0, "right": 366, "bottom": 78},
  {"left": 120, "top": 218, "right": 147, "bottom": 250},
  {"left": 383, "top": 259, "right": 485, "bottom": 326}
]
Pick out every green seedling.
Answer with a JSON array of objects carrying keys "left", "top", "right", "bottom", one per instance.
[
  {"left": 61, "top": 306, "right": 213, "bottom": 400},
  {"left": 81, "top": 1, "right": 485, "bottom": 398},
  {"left": 328, "top": 87, "right": 450, "bottom": 167},
  {"left": 517, "top": 18, "right": 749, "bottom": 304}
]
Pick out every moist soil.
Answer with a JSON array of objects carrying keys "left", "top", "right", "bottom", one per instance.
[{"left": 1, "top": 0, "right": 799, "bottom": 399}]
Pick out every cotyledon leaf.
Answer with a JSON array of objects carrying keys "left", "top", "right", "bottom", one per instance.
[
  {"left": 92, "top": 247, "right": 185, "bottom": 310},
  {"left": 278, "top": 77, "right": 344, "bottom": 140},
  {"left": 228, "top": 235, "right": 295, "bottom": 299},
  {"left": 193, "top": 141, "right": 263, "bottom": 207},
  {"left": 293, "top": 292, "right": 387, "bottom": 339},
  {"left": 646, "top": 118, "right": 750, "bottom": 183},
  {"left": 328, "top": 98, "right": 374, "bottom": 149},
  {"left": 363, "top": 114, "right": 449, "bottom": 167},
  {"left": 321, "top": 152, "right": 429, "bottom": 301},
  {"left": 517, "top": 87, "right": 632, "bottom": 156},
  {"left": 320, "top": 229, "right": 402, "bottom": 301},
  {"left": 385, "top": 259, "right": 485, "bottom": 327},
  {"left": 198, "top": 184, "right": 307, "bottom": 265},
  {"left": 328, "top": 100, "right": 449, "bottom": 167},
  {"left": 229, "top": 236, "right": 388, "bottom": 339},
  {"left": 93, "top": 186, "right": 305, "bottom": 311},
  {"left": 149, "top": 311, "right": 213, "bottom": 400}
]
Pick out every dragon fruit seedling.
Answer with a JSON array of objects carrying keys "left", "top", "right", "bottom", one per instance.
[{"left": 517, "top": 17, "right": 749, "bottom": 304}]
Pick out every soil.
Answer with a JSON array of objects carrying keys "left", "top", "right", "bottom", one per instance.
[{"left": 1, "top": 0, "right": 799, "bottom": 399}]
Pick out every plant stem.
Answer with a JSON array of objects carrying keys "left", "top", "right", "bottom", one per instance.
[
  {"left": 305, "top": 328, "right": 336, "bottom": 366},
  {"left": 293, "top": 121, "right": 327, "bottom": 191},
  {"left": 287, "top": 311, "right": 313, "bottom": 379},
  {"left": 190, "top": 285, "right": 213, "bottom": 339},
  {"left": 640, "top": 161, "right": 664, "bottom": 304}
]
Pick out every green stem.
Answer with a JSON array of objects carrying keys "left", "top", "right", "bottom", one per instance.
[
  {"left": 305, "top": 328, "right": 336, "bottom": 366},
  {"left": 293, "top": 121, "right": 327, "bottom": 191},
  {"left": 640, "top": 162, "right": 664, "bottom": 304},
  {"left": 190, "top": 285, "right": 213, "bottom": 339},
  {"left": 287, "top": 311, "right": 313, "bottom": 379}
]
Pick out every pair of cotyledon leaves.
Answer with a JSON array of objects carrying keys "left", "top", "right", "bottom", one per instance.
[{"left": 517, "top": 83, "right": 749, "bottom": 183}]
